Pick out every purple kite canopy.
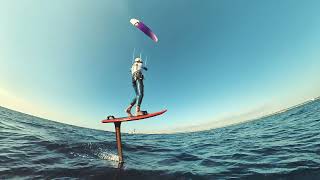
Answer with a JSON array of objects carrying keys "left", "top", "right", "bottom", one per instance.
[{"left": 130, "top": 18, "right": 158, "bottom": 42}]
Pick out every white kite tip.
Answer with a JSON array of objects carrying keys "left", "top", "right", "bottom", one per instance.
[{"left": 130, "top": 18, "right": 140, "bottom": 26}]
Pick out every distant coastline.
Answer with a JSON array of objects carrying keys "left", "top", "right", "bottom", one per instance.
[
  {"left": 162, "top": 96, "right": 320, "bottom": 134},
  {"left": 1, "top": 96, "right": 319, "bottom": 135},
  {"left": 258, "top": 96, "right": 320, "bottom": 119}
]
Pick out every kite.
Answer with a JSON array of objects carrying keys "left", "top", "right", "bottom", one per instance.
[{"left": 130, "top": 18, "right": 158, "bottom": 42}]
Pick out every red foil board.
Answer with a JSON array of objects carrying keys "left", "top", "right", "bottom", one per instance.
[{"left": 102, "top": 110, "right": 167, "bottom": 123}]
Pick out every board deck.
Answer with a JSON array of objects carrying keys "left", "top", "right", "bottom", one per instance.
[{"left": 102, "top": 110, "right": 167, "bottom": 123}]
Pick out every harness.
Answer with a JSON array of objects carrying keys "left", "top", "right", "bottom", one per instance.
[
  {"left": 131, "top": 62, "right": 144, "bottom": 81},
  {"left": 132, "top": 71, "right": 144, "bottom": 81}
]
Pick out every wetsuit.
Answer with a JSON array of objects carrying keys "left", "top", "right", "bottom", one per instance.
[{"left": 130, "top": 62, "right": 147, "bottom": 107}]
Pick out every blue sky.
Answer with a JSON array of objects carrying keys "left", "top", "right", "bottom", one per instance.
[{"left": 0, "top": 0, "right": 319, "bottom": 133}]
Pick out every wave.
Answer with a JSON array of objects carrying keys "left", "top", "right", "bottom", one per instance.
[{"left": 1, "top": 100, "right": 320, "bottom": 179}]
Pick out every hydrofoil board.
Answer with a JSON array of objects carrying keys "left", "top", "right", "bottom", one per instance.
[{"left": 102, "top": 110, "right": 167, "bottom": 123}]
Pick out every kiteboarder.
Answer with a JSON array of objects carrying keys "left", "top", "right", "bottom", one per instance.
[{"left": 125, "top": 57, "right": 148, "bottom": 116}]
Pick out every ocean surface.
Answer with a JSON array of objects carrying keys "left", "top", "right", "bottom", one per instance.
[{"left": 1, "top": 100, "right": 320, "bottom": 180}]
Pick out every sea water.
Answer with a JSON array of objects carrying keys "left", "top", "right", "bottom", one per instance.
[{"left": 1, "top": 100, "right": 320, "bottom": 179}]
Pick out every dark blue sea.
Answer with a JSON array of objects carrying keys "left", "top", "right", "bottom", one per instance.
[{"left": 1, "top": 100, "right": 320, "bottom": 180}]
